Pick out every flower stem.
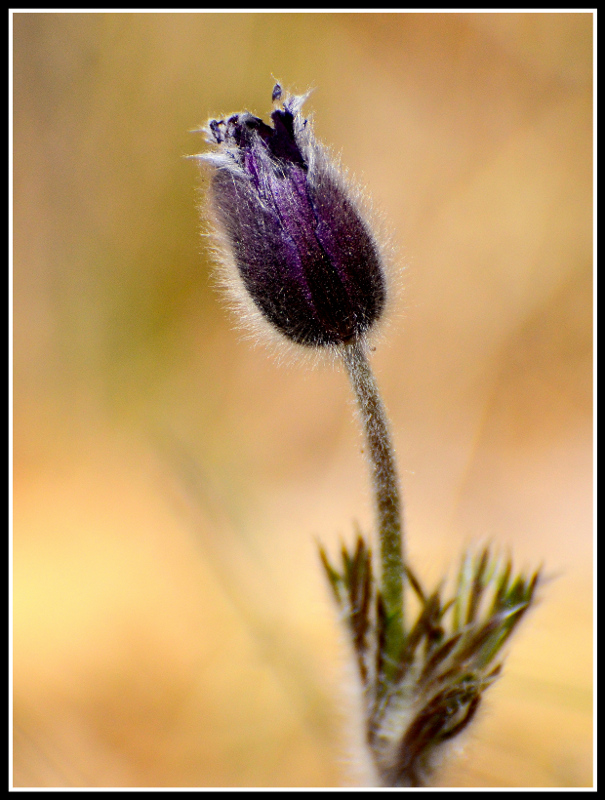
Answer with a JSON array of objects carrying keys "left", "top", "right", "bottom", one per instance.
[{"left": 342, "top": 338, "right": 405, "bottom": 671}]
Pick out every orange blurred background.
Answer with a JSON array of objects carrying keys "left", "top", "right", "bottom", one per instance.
[{"left": 12, "top": 12, "right": 592, "bottom": 788}]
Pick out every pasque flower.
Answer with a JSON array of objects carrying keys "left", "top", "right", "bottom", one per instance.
[
  {"left": 196, "top": 84, "right": 541, "bottom": 788},
  {"left": 199, "top": 84, "right": 386, "bottom": 347}
]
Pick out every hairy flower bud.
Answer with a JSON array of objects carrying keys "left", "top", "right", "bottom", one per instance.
[{"left": 198, "top": 85, "right": 387, "bottom": 347}]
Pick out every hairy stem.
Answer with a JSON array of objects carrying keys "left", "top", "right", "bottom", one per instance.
[{"left": 342, "top": 338, "right": 405, "bottom": 670}]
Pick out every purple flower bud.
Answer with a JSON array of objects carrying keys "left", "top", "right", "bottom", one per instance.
[{"left": 199, "top": 85, "right": 387, "bottom": 348}]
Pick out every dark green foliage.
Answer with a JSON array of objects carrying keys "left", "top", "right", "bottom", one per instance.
[{"left": 319, "top": 539, "right": 540, "bottom": 787}]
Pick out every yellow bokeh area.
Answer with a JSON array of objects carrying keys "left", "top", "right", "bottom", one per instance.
[{"left": 12, "top": 12, "right": 592, "bottom": 788}]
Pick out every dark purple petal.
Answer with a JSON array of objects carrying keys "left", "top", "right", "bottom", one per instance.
[{"left": 203, "top": 87, "right": 386, "bottom": 347}]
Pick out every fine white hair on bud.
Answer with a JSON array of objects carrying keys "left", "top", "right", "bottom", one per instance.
[{"left": 194, "top": 84, "right": 392, "bottom": 356}]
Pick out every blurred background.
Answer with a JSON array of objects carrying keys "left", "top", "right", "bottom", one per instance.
[{"left": 12, "top": 12, "right": 592, "bottom": 788}]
